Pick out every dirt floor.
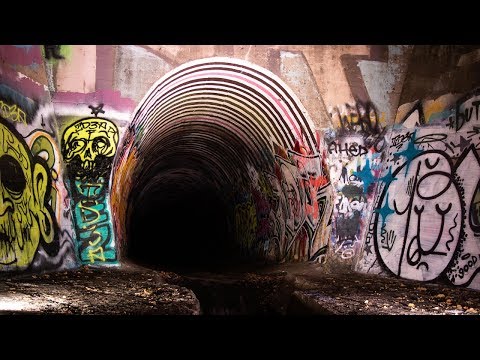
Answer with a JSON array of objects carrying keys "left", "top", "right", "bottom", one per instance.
[
  {"left": 0, "top": 263, "right": 200, "bottom": 315},
  {"left": 263, "top": 262, "right": 480, "bottom": 315},
  {"left": 0, "top": 261, "right": 480, "bottom": 315}
]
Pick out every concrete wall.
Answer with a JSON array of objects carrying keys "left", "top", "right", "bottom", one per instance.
[
  {"left": 356, "top": 46, "right": 480, "bottom": 290},
  {"left": 0, "top": 45, "right": 77, "bottom": 272},
  {"left": 1, "top": 45, "right": 479, "bottom": 291}
]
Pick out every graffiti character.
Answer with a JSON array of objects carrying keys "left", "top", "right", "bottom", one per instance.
[
  {"left": 61, "top": 116, "right": 119, "bottom": 265},
  {"left": 62, "top": 118, "right": 119, "bottom": 178},
  {"left": 0, "top": 119, "right": 58, "bottom": 269}
]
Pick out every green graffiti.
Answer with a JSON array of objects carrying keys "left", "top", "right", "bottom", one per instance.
[{"left": 73, "top": 179, "right": 116, "bottom": 264}]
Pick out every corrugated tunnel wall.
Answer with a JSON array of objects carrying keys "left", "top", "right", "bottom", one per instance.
[
  {"left": 110, "top": 58, "right": 332, "bottom": 269},
  {"left": 1, "top": 45, "right": 480, "bottom": 290}
]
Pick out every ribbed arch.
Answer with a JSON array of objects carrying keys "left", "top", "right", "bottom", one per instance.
[{"left": 110, "top": 57, "right": 319, "bottom": 266}]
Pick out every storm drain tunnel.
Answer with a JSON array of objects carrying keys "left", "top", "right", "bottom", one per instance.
[{"left": 110, "top": 58, "right": 325, "bottom": 272}]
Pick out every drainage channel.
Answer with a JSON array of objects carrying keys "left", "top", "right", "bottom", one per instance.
[{"left": 168, "top": 270, "right": 317, "bottom": 315}]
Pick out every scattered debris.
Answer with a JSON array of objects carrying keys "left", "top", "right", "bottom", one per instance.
[{"left": 0, "top": 262, "right": 479, "bottom": 315}]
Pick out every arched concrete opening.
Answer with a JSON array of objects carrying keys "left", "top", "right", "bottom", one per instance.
[{"left": 110, "top": 57, "right": 328, "bottom": 272}]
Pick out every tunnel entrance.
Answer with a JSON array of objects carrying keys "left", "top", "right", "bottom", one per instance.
[
  {"left": 128, "top": 181, "right": 236, "bottom": 272},
  {"left": 111, "top": 57, "right": 330, "bottom": 275}
]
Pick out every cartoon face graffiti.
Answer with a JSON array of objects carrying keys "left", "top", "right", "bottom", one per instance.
[
  {"left": 0, "top": 120, "right": 56, "bottom": 269},
  {"left": 62, "top": 118, "right": 119, "bottom": 176}
]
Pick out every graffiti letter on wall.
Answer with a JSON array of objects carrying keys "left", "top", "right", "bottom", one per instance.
[{"left": 0, "top": 100, "right": 27, "bottom": 124}]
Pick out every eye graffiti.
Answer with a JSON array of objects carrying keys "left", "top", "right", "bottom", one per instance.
[
  {"left": 0, "top": 155, "right": 27, "bottom": 195},
  {"left": 0, "top": 118, "right": 58, "bottom": 270}
]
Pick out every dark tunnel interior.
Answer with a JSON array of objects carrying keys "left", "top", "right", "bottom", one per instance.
[
  {"left": 112, "top": 58, "right": 320, "bottom": 273},
  {"left": 122, "top": 126, "right": 261, "bottom": 272},
  {"left": 128, "top": 179, "right": 238, "bottom": 272}
]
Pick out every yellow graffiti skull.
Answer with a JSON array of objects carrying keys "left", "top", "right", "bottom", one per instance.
[
  {"left": 0, "top": 122, "right": 54, "bottom": 269},
  {"left": 62, "top": 118, "right": 119, "bottom": 171}
]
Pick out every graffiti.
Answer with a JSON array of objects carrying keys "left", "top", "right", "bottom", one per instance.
[
  {"left": 73, "top": 178, "right": 114, "bottom": 263},
  {"left": 62, "top": 115, "right": 119, "bottom": 265},
  {"left": 398, "top": 103, "right": 426, "bottom": 128},
  {"left": 0, "top": 86, "right": 39, "bottom": 125},
  {"left": 0, "top": 118, "right": 58, "bottom": 270},
  {"left": 273, "top": 149, "right": 331, "bottom": 261},
  {"left": 335, "top": 185, "right": 366, "bottom": 240},
  {"left": 447, "top": 89, "right": 480, "bottom": 131},
  {"left": 326, "top": 130, "right": 383, "bottom": 263},
  {"left": 0, "top": 100, "right": 26, "bottom": 124},
  {"left": 451, "top": 102, "right": 478, "bottom": 131},
  {"left": 334, "top": 237, "right": 357, "bottom": 260},
  {"left": 331, "top": 183, "right": 367, "bottom": 261},
  {"left": 25, "top": 126, "right": 77, "bottom": 271},
  {"left": 29, "top": 132, "right": 61, "bottom": 222},
  {"left": 309, "top": 183, "right": 334, "bottom": 263},
  {"left": 88, "top": 103, "right": 105, "bottom": 117},
  {"left": 373, "top": 149, "right": 463, "bottom": 281},
  {"left": 234, "top": 146, "right": 333, "bottom": 263},
  {"left": 328, "top": 141, "right": 369, "bottom": 157},
  {"left": 357, "top": 91, "right": 480, "bottom": 289},
  {"left": 62, "top": 117, "right": 119, "bottom": 175},
  {"left": 329, "top": 101, "right": 384, "bottom": 136},
  {"left": 277, "top": 155, "right": 306, "bottom": 253},
  {"left": 44, "top": 45, "right": 64, "bottom": 60},
  {"left": 445, "top": 147, "right": 480, "bottom": 286},
  {"left": 470, "top": 181, "right": 480, "bottom": 235},
  {"left": 391, "top": 131, "right": 414, "bottom": 150}
]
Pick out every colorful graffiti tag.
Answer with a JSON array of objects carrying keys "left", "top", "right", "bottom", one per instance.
[
  {"left": 234, "top": 144, "right": 333, "bottom": 264},
  {"left": 357, "top": 89, "right": 480, "bottom": 289},
  {"left": 325, "top": 101, "right": 386, "bottom": 263},
  {"left": 61, "top": 111, "right": 119, "bottom": 265},
  {"left": 0, "top": 118, "right": 59, "bottom": 270},
  {"left": 27, "top": 128, "right": 77, "bottom": 271},
  {"left": 0, "top": 100, "right": 27, "bottom": 124}
]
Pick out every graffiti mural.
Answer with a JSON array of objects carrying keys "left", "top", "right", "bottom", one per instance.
[
  {"left": 107, "top": 56, "right": 335, "bottom": 263},
  {"left": 0, "top": 86, "right": 40, "bottom": 126},
  {"left": 234, "top": 143, "right": 333, "bottom": 264},
  {"left": 61, "top": 108, "right": 119, "bottom": 265},
  {"left": 275, "top": 148, "right": 332, "bottom": 262},
  {"left": 373, "top": 147, "right": 463, "bottom": 280},
  {"left": 357, "top": 89, "right": 480, "bottom": 289},
  {"left": 0, "top": 118, "right": 59, "bottom": 270},
  {"left": 27, "top": 128, "right": 77, "bottom": 271},
  {"left": 325, "top": 103, "right": 386, "bottom": 263}
]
